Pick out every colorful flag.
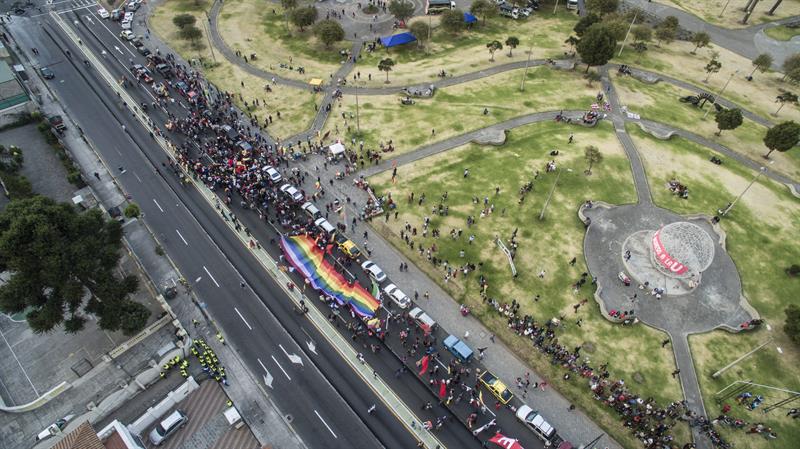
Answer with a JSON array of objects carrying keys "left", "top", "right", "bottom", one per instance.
[
  {"left": 418, "top": 355, "right": 430, "bottom": 376},
  {"left": 439, "top": 380, "right": 447, "bottom": 398},
  {"left": 488, "top": 433, "right": 525, "bottom": 449}
]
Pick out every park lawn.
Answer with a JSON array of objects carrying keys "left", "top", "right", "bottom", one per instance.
[
  {"left": 615, "top": 40, "right": 800, "bottom": 125},
  {"left": 354, "top": 9, "right": 578, "bottom": 88},
  {"left": 149, "top": 0, "right": 317, "bottom": 140},
  {"left": 369, "top": 121, "right": 692, "bottom": 449},
  {"left": 612, "top": 73, "right": 800, "bottom": 180},
  {"left": 629, "top": 125, "right": 800, "bottom": 449},
  {"left": 217, "top": 0, "right": 346, "bottom": 82},
  {"left": 655, "top": 0, "right": 800, "bottom": 29},
  {"left": 321, "top": 66, "right": 599, "bottom": 157},
  {"left": 764, "top": 24, "right": 800, "bottom": 41}
]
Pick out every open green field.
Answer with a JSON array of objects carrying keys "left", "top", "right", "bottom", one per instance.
[
  {"left": 630, "top": 125, "right": 800, "bottom": 449},
  {"left": 370, "top": 121, "right": 693, "bottom": 449},
  {"left": 149, "top": 0, "right": 317, "bottom": 139},
  {"left": 321, "top": 66, "right": 600, "bottom": 157},
  {"left": 612, "top": 73, "right": 800, "bottom": 180},
  {"left": 764, "top": 24, "right": 800, "bottom": 41},
  {"left": 355, "top": 9, "right": 578, "bottom": 87}
]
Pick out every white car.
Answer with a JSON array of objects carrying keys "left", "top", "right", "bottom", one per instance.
[
  {"left": 361, "top": 260, "right": 387, "bottom": 283},
  {"left": 520, "top": 7, "right": 533, "bottom": 16},
  {"left": 121, "top": 19, "right": 132, "bottom": 30},
  {"left": 264, "top": 166, "right": 282, "bottom": 183},
  {"left": 97, "top": 7, "right": 109, "bottom": 19},
  {"left": 515, "top": 405, "right": 557, "bottom": 444},
  {"left": 119, "top": 30, "right": 136, "bottom": 41},
  {"left": 383, "top": 284, "right": 411, "bottom": 309},
  {"left": 279, "top": 184, "right": 303, "bottom": 202},
  {"left": 124, "top": 11, "right": 134, "bottom": 21}
]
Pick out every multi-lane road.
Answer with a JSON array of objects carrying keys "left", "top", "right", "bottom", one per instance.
[{"left": 6, "top": 4, "right": 553, "bottom": 449}]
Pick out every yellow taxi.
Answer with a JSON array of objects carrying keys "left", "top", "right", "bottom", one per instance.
[{"left": 479, "top": 370, "right": 514, "bottom": 404}]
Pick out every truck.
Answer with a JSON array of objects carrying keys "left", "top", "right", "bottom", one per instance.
[
  {"left": 443, "top": 334, "right": 473, "bottom": 363},
  {"left": 426, "top": 0, "right": 455, "bottom": 14}
]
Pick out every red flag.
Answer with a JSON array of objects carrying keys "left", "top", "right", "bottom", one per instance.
[
  {"left": 325, "top": 244, "right": 334, "bottom": 255},
  {"left": 438, "top": 380, "right": 447, "bottom": 399},
  {"left": 418, "top": 355, "right": 429, "bottom": 376},
  {"left": 489, "top": 433, "right": 525, "bottom": 449}
]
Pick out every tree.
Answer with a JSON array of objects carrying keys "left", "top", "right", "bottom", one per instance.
[
  {"left": 632, "top": 25, "right": 652, "bottom": 43},
  {"left": 314, "top": 20, "right": 345, "bottom": 48},
  {"left": 505, "top": 36, "right": 519, "bottom": 57},
  {"left": 470, "top": 0, "right": 497, "bottom": 26},
  {"left": 388, "top": 0, "right": 415, "bottom": 24},
  {"left": 172, "top": 14, "right": 196, "bottom": 29},
  {"left": 291, "top": 6, "right": 317, "bottom": 32},
  {"left": 576, "top": 24, "right": 617, "bottom": 73},
  {"left": 565, "top": 35, "right": 579, "bottom": 52},
  {"left": 714, "top": 108, "right": 743, "bottom": 135},
  {"left": 603, "top": 19, "right": 629, "bottom": 42},
  {"left": 441, "top": 9, "right": 465, "bottom": 33},
  {"left": 584, "top": 145, "right": 603, "bottom": 174},
  {"left": 124, "top": 203, "right": 141, "bottom": 218},
  {"left": 774, "top": 91, "right": 798, "bottom": 116},
  {"left": 378, "top": 58, "right": 395, "bottom": 83},
  {"left": 782, "top": 53, "right": 800, "bottom": 80},
  {"left": 704, "top": 57, "right": 722, "bottom": 82},
  {"left": 585, "top": 0, "right": 619, "bottom": 15},
  {"left": 661, "top": 16, "right": 679, "bottom": 30},
  {"left": 408, "top": 21, "right": 431, "bottom": 47},
  {"left": 280, "top": 0, "right": 297, "bottom": 10},
  {"left": 573, "top": 13, "right": 600, "bottom": 37},
  {"left": 785, "top": 304, "right": 800, "bottom": 345},
  {"left": 787, "top": 67, "right": 800, "bottom": 84},
  {"left": 0, "top": 196, "right": 148, "bottom": 335},
  {"left": 486, "top": 40, "right": 503, "bottom": 62},
  {"left": 179, "top": 25, "right": 203, "bottom": 45},
  {"left": 750, "top": 53, "right": 773, "bottom": 78},
  {"left": 690, "top": 32, "right": 710, "bottom": 54},
  {"left": 763, "top": 120, "right": 800, "bottom": 158},
  {"left": 654, "top": 24, "right": 676, "bottom": 47}
]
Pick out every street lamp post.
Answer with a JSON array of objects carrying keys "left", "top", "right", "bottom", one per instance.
[
  {"left": 355, "top": 83, "right": 361, "bottom": 133},
  {"left": 539, "top": 167, "right": 571, "bottom": 220},
  {"left": 718, "top": 0, "right": 733, "bottom": 17},
  {"left": 720, "top": 166, "right": 766, "bottom": 216},
  {"left": 703, "top": 70, "right": 738, "bottom": 119},
  {"left": 520, "top": 44, "right": 533, "bottom": 92},
  {"left": 618, "top": 10, "right": 638, "bottom": 57}
]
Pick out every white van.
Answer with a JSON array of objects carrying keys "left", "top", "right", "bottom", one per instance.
[
  {"left": 516, "top": 405, "right": 557, "bottom": 444},
  {"left": 301, "top": 202, "right": 322, "bottom": 219},
  {"left": 314, "top": 217, "right": 336, "bottom": 236},
  {"left": 149, "top": 410, "right": 188, "bottom": 446},
  {"left": 566, "top": 0, "right": 578, "bottom": 10}
]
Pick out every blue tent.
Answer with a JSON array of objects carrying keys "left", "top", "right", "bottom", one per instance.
[
  {"left": 464, "top": 12, "right": 477, "bottom": 23},
  {"left": 380, "top": 32, "right": 417, "bottom": 48}
]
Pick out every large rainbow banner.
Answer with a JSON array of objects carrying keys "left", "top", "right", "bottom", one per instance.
[{"left": 280, "top": 235, "right": 380, "bottom": 317}]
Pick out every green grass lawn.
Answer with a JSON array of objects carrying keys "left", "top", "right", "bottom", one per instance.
[
  {"left": 630, "top": 126, "right": 800, "bottom": 449},
  {"left": 612, "top": 74, "right": 800, "bottom": 180},
  {"left": 370, "top": 121, "right": 693, "bottom": 449},
  {"left": 322, "top": 66, "right": 600, "bottom": 158},
  {"left": 764, "top": 24, "right": 800, "bottom": 41}
]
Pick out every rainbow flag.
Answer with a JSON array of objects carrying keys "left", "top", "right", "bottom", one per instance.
[{"left": 280, "top": 235, "right": 380, "bottom": 317}]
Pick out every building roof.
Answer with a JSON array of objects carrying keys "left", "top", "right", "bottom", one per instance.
[
  {"left": 0, "top": 61, "right": 14, "bottom": 83},
  {"left": 50, "top": 421, "right": 104, "bottom": 449}
]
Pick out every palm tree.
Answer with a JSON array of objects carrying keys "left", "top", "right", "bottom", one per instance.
[
  {"left": 378, "top": 58, "right": 395, "bottom": 83},
  {"left": 584, "top": 145, "right": 603, "bottom": 175}
]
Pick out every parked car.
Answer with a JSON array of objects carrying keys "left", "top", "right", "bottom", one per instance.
[
  {"left": 96, "top": 7, "right": 109, "bottom": 18},
  {"left": 301, "top": 201, "right": 321, "bottom": 219},
  {"left": 519, "top": 7, "right": 533, "bottom": 17},
  {"left": 361, "top": 260, "right": 387, "bottom": 283},
  {"left": 314, "top": 217, "right": 336, "bottom": 236},
  {"left": 515, "top": 405, "right": 561, "bottom": 445},
  {"left": 443, "top": 334, "right": 473, "bottom": 363},
  {"left": 155, "top": 63, "right": 173, "bottom": 79},
  {"left": 40, "top": 66, "right": 55, "bottom": 79},
  {"left": 148, "top": 410, "right": 187, "bottom": 446},
  {"left": 479, "top": 371, "right": 514, "bottom": 404},
  {"left": 264, "top": 166, "right": 282, "bottom": 183},
  {"left": 279, "top": 184, "right": 303, "bottom": 202},
  {"left": 566, "top": 0, "right": 578, "bottom": 9},
  {"left": 383, "top": 284, "right": 411, "bottom": 309},
  {"left": 409, "top": 307, "right": 437, "bottom": 335},
  {"left": 119, "top": 30, "right": 135, "bottom": 41},
  {"left": 47, "top": 115, "right": 66, "bottom": 134}
]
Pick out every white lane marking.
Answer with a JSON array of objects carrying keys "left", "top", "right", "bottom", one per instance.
[
  {"left": 203, "top": 266, "right": 220, "bottom": 287},
  {"left": 133, "top": 171, "right": 142, "bottom": 182},
  {"left": 314, "top": 410, "right": 338, "bottom": 438},
  {"left": 271, "top": 355, "right": 291, "bottom": 381},
  {"left": 89, "top": 11, "right": 137, "bottom": 58},
  {"left": 152, "top": 198, "right": 164, "bottom": 212},
  {"left": 175, "top": 229, "right": 188, "bottom": 245},
  {"left": 0, "top": 326, "right": 39, "bottom": 396},
  {"left": 279, "top": 343, "right": 304, "bottom": 366},
  {"left": 257, "top": 358, "right": 274, "bottom": 389},
  {"left": 234, "top": 307, "right": 252, "bottom": 330}
]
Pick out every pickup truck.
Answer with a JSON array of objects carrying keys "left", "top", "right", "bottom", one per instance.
[{"left": 47, "top": 115, "right": 66, "bottom": 134}]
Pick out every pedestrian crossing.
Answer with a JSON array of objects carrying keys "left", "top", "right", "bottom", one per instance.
[{"left": 50, "top": 0, "right": 98, "bottom": 14}]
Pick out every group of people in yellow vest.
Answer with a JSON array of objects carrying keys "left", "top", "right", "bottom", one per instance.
[
  {"left": 192, "top": 338, "right": 229, "bottom": 386},
  {"left": 161, "top": 355, "right": 190, "bottom": 378}
]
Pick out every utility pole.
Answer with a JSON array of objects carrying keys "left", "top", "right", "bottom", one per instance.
[
  {"left": 618, "top": 10, "right": 638, "bottom": 57},
  {"left": 539, "top": 168, "right": 571, "bottom": 220},
  {"left": 201, "top": 17, "right": 217, "bottom": 63},
  {"left": 703, "top": 70, "right": 737, "bottom": 119},
  {"left": 355, "top": 83, "right": 360, "bottom": 133},
  {"left": 520, "top": 44, "right": 533, "bottom": 91},
  {"left": 720, "top": 166, "right": 766, "bottom": 216},
  {"left": 553, "top": 0, "right": 559, "bottom": 14},
  {"left": 718, "top": 0, "right": 733, "bottom": 17}
]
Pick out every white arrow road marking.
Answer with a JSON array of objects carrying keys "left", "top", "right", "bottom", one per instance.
[
  {"left": 114, "top": 45, "right": 122, "bottom": 55},
  {"left": 271, "top": 355, "right": 291, "bottom": 380},
  {"left": 257, "top": 358, "right": 274, "bottom": 389},
  {"left": 314, "top": 410, "right": 338, "bottom": 438},
  {"left": 234, "top": 307, "right": 252, "bottom": 330},
  {"left": 202, "top": 266, "right": 220, "bottom": 287},
  {"left": 306, "top": 340, "right": 317, "bottom": 355},
  {"left": 84, "top": 15, "right": 93, "bottom": 24},
  {"left": 279, "top": 344, "right": 303, "bottom": 366}
]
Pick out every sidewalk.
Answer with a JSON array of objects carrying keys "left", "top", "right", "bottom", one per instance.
[{"left": 8, "top": 31, "right": 307, "bottom": 449}]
